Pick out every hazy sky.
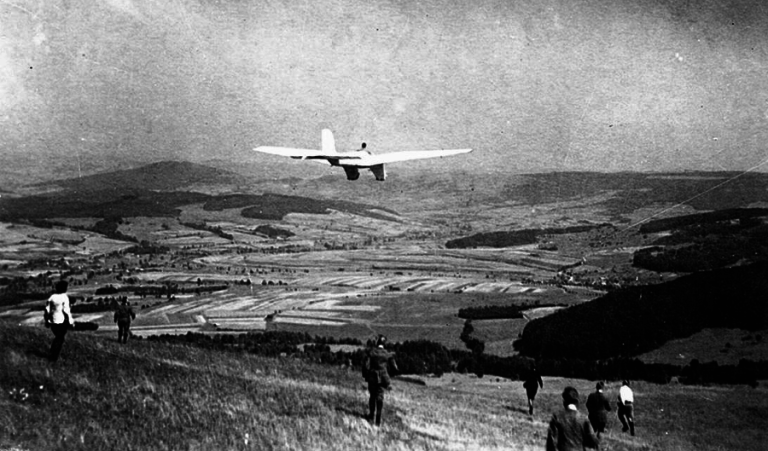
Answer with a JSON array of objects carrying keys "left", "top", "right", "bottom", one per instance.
[{"left": 2, "top": 0, "right": 768, "bottom": 179}]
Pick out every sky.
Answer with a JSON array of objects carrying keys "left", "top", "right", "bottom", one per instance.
[{"left": 1, "top": 0, "right": 768, "bottom": 180}]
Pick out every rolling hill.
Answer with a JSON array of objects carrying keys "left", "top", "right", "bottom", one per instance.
[
  {"left": 514, "top": 261, "right": 768, "bottom": 360},
  {"left": 43, "top": 161, "right": 248, "bottom": 192},
  {"left": 0, "top": 162, "right": 399, "bottom": 222}
]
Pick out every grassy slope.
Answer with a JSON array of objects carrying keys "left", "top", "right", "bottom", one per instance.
[{"left": 2, "top": 323, "right": 767, "bottom": 451}]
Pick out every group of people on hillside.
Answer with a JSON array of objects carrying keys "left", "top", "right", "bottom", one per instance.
[
  {"left": 544, "top": 380, "right": 635, "bottom": 450},
  {"left": 525, "top": 366, "right": 635, "bottom": 433},
  {"left": 43, "top": 280, "right": 137, "bottom": 362},
  {"left": 361, "top": 339, "right": 638, "bottom": 447},
  {"left": 43, "top": 282, "right": 635, "bottom": 448},
  {"left": 525, "top": 365, "right": 636, "bottom": 451}
]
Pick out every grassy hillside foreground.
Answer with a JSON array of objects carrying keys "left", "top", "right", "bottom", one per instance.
[{"left": 2, "top": 323, "right": 767, "bottom": 451}]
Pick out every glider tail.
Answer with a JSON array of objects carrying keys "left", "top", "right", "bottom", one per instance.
[{"left": 321, "top": 129, "right": 337, "bottom": 154}]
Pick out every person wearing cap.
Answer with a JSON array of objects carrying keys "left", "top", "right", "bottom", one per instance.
[
  {"left": 44, "top": 280, "right": 74, "bottom": 362},
  {"left": 546, "top": 386, "right": 599, "bottom": 451},
  {"left": 363, "top": 334, "right": 398, "bottom": 426},
  {"left": 586, "top": 381, "right": 612, "bottom": 437},
  {"left": 523, "top": 364, "right": 544, "bottom": 415},
  {"left": 617, "top": 380, "right": 635, "bottom": 436}
]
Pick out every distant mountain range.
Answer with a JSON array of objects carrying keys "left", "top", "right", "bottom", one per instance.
[
  {"left": 2, "top": 161, "right": 768, "bottom": 221},
  {"left": 42, "top": 161, "right": 248, "bottom": 192},
  {"left": 0, "top": 161, "right": 398, "bottom": 222}
]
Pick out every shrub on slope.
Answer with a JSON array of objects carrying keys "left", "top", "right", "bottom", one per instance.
[{"left": 514, "top": 262, "right": 768, "bottom": 360}]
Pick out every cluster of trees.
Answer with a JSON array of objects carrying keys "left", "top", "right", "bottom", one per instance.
[
  {"left": 633, "top": 244, "right": 748, "bottom": 273},
  {"left": 632, "top": 208, "right": 768, "bottom": 273},
  {"left": 477, "top": 354, "right": 767, "bottom": 387},
  {"left": 94, "top": 283, "right": 228, "bottom": 299},
  {"left": 145, "top": 330, "right": 768, "bottom": 387},
  {"left": 70, "top": 296, "right": 128, "bottom": 313},
  {"left": 633, "top": 227, "right": 768, "bottom": 273},
  {"left": 180, "top": 222, "right": 234, "bottom": 241},
  {"left": 91, "top": 217, "right": 139, "bottom": 243},
  {"left": 200, "top": 193, "right": 394, "bottom": 222},
  {"left": 124, "top": 242, "right": 170, "bottom": 255},
  {"left": 458, "top": 303, "right": 565, "bottom": 320},
  {"left": 148, "top": 331, "right": 458, "bottom": 377},
  {"left": 253, "top": 225, "right": 295, "bottom": 239},
  {"left": 0, "top": 274, "right": 56, "bottom": 305},
  {"left": 638, "top": 208, "right": 768, "bottom": 234},
  {"left": 445, "top": 224, "right": 610, "bottom": 249}
]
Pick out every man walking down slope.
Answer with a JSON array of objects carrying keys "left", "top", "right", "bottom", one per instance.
[
  {"left": 523, "top": 364, "right": 544, "bottom": 415},
  {"left": 586, "top": 381, "right": 612, "bottom": 438},
  {"left": 114, "top": 298, "right": 136, "bottom": 344},
  {"left": 363, "top": 335, "right": 398, "bottom": 427},
  {"left": 617, "top": 380, "right": 635, "bottom": 436}
]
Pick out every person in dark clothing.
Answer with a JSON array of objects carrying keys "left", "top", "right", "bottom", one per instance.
[
  {"left": 586, "top": 381, "right": 612, "bottom": 437},
  {"left": 44, "top": 280, "right": 73, "bottom": 362},
  {"left": 113, "top": 298, "right": 136, "bottom": 344},
  {"left": 363, "top": 335, "right": 398, "bottom": 426},
  {"left": 523, "top": 365, "right": 544, "bottom": 415},
  {"left": 546, "top": 386, "right": 600, "bottom": 451}
]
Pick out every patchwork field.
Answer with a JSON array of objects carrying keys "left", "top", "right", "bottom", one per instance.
[
  {"left": 3, "top": 266, "right": 590, "bottom": 353},
  {"left": 0, "top": 223, "right": 134, "bottom": 271}
]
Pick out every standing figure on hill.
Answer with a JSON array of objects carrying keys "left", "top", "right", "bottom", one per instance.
[
  {"left": 523, "top": 364, "right": 544, "bottom": 415},
  {"left": 113, "top": 298, "right": 136, "bottom": 344},
  {"left": 362, "top": 335, "right": 398, "bottom": 426},
  {"left": 44, "top": 280, "right": 73, "bottom": 362},
  {"left": 617, "top": 380, "right": 635, "bottom": 436},
  {"left": 586, "top": 381, "right": 612, "bottom": 437},
  {"left": 546, "top": 386, "right": 600, "bottom": 451}
]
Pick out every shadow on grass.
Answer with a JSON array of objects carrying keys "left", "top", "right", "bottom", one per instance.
[
  {"left": 394, "top": 375, "right": 427, "bottom": 386},
  {"left": 335, "top": 404, "right": 421, "bottom": 439},
  {"left": 335, "top": 406, "right": 369, "bottom": 421},
  {"left": 25, "top": 346, "right": 51, "bottom": 360},
  {"left": 505, "top": 405, "right": 532, "bottom": 416}
]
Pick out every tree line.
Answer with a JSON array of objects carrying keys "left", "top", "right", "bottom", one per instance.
[{"left": 145, "top": 330, "right": 768, "bottom": 387}]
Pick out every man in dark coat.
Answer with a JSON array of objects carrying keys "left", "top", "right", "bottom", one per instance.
[
  {"left": 363, "top": 335, "right": 398, "bottom": 426},
  {"left": 523, "top": 365, "right": 544, "bottom": 415},
  {"left": 586, "top": 381, "right": 612, "bottom": 437},
  {"left": 113, "top": 298, "right": 136, "bottom": 344},
  {"left": 546, "top": 386, "right": 600, "bottom": 451}
]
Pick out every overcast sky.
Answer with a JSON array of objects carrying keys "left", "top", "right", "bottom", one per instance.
[{"left": 2, "top": 0, "right": 768, "bottom": 179}]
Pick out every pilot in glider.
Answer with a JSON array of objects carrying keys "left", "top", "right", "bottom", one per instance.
[{"left": 254, "top": 129, "right": 472, "bottom": 181}]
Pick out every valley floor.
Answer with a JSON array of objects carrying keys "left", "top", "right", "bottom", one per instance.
[{"left": 2, "top": 322, "right": 766, "bottom": 450}]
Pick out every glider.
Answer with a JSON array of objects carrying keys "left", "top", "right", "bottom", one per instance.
[{"left": 254, "top": 129, "right": 472, "bottom": 181}]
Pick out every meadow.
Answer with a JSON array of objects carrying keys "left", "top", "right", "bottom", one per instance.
[{"left": 2, "top": 322, "right": 766, "bottom": 450}]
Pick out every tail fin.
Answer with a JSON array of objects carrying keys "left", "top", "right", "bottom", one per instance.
[{"left": 322, "top": 129, "right": 337, "bottom": 154}]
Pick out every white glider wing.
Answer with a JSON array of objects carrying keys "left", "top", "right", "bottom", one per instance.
[
  {"left": 253, "top": 146, "right": 338, "bottom": 164},
  {"left": 254, "top": 147, "right": 330, "bottom": 158},
  {"left": 343, "top": 148, "right": 473, "bottom": 167}
]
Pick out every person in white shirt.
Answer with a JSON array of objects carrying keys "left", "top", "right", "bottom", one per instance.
[
  {"left": 617, "top": 380, "right": 635, "bottom": 436},
  {"left": 44, "top": 280, "right": 73, "bottom": 362}
]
